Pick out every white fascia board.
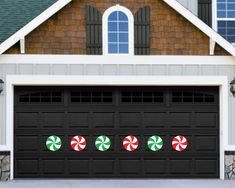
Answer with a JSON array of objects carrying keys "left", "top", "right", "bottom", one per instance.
[
  {"left": 0, "top": 0, "right": 72, "bottom": 55},
  {"left": 163, "top": 0, "right": 235, "bottom": 57},
  {"left": 0, "top": 54, "right": 235, "bottom": 65}
]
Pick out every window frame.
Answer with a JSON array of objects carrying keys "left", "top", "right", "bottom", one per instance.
[{"left": 102, "top": 4, "right": 134, "bottom": 55}]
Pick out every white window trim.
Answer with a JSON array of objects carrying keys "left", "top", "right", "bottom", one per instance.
[
  {"left": 102, "top": 4, "right": 134, "bottom": 55},
  {"left": 4, "top": 75, "right": 229, "bottom": 180},
  {"left": 212, "top": 0, "right": 217, "bottom": 31}
]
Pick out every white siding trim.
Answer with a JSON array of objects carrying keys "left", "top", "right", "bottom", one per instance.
[
  {"left": 163, "top": 0, "right": 235, "bottom": 56},
  {"left": 0, "top": 145, "right": 10, "bottom": 151},
  {"left": 0, "top": 55, "right": 235, "bottom": 65},
  {"left": 5, "top": 75, "right": 228, "bottom": 179},
  {"left": 0, "top": 0, "right": 72, "bottom": 55}
]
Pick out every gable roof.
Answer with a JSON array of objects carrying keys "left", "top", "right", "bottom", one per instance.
[
  {"left": 163, "top": 0, "right": 235, "bottom": 56},
  {"left": 0, "top": 0, "right": 57, "bottom": 44},
  {"left": 0, "top": 0, "right": 72, "bottom": 54},
  {"left": 0, "top": 0, "right": 235, "bottom": 56}
]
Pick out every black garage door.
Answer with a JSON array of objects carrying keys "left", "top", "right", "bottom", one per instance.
[{"left": 14, "top": 86, "right": 219, "bottom": 178}]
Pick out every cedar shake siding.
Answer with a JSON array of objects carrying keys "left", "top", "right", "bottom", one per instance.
[{"left": 4, "top": 0, "right": 229, "bottom": 55}]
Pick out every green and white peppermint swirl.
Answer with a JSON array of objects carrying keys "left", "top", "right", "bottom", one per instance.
[
  {"left": 95, "top": 135, "right": 111, "bottom": 151},
  {"left": 46, "top": 135, "right": 62, "bottom": 152},
  {"left": 147, "top": 135, "right": 163, "bottom": 152}
]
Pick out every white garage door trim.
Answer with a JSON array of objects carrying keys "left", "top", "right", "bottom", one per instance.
[{"left": 6, "top": 75, "right": 228, "bottom": 180}]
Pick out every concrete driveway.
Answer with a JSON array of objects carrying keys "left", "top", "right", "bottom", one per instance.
[{"left": 0, "top": 180, "right": 235, "bottom": 188}]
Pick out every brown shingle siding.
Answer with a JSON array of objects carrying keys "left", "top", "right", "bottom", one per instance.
[{"left": 4, "top": 0, "right": 229, "bottom": 55}]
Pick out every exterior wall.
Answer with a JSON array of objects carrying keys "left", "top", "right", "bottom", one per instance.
[
  {"left": 0, "top": 152, "right": 10, "bottom": 181},
  {"left": 225, "top": 151, "right": 235, "bottom": 180},
  {"left": 177, "top": 0, "right": 198, "bottom": 15},
  {"left": 0, "top": 58, "right": 235, "bottom": 146},
  {"left": 4, "top": 0, "right": 228, "bottom": 55}
]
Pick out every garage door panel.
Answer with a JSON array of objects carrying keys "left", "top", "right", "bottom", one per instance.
[
  {"left": 15, "top": 112, "right": 39, "bottom": 128},
  {"left": 42, "top": 159, "right": 65, "bottom": 174},
  {"left": 169, "top": 112, "right": 191, "bottom": 128},
  {"left": 14, "top": 86, "right": 219, "bottom": 178},
  {"left": 42, "top": 112, "right": 65, "bottom": 128},
  {"left": 144, "top": 159, "right": 166, "bottom": 174},
  {"left": 92, "top": 112, "right": 115, "bottom": 128},
  {"left": 195, "top": 136, "right": 218, "bottom": 152},
  {"left": 15, "top": 159, "right": 39, "bottom": 175},
  {"left": 16, "top": 136, "right": 39, "bottom": 152},
  {"left": 119, "top": 112, "right": 141, "bottom": 128},
  {"left": 119, "top": 159, "right": 141, "bottom": 174},
  {"left": 195, "top": 113, "right": 218, "bottom": 128},
  {"left": 170, "top": 159, "right": 192, "bottom": 174},
  {"left": 195, "top": 159, "right": 218, "bottom": 175},
  {"left": 68, "top": 158, "right": 90, "bottom": 175},
  {"left": 143, "top": 112, "right": 166, "bottom": 128},
  {"left": 68, "top": 112, "right": 90, "bottom": 128},
  {"left": 93, "top": 159, "right": 115, "bottom": 175}
]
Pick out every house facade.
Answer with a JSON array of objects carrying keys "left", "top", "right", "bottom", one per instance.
[{"left": 0, "top": 0, "right": 235, "bottom": 180}]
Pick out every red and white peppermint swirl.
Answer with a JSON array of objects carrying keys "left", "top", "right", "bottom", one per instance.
[
  {"left": 70, "top": 135, "right": 86, "bottom": 152},
  {"left": 172, "top": 135, "right": 188, "bottom": 151},
  {"left": 123, "top": 135, "right": 139, "bottom": 152}
]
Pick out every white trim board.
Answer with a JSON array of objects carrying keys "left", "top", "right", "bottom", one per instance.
[
  {"left": 0, "top": 145, "right": 11, "bottom": 151},
  {"left": 1, "top": 55, "right": 235, "bottom": 65},
  {"left": 163, "top": 0, "right": 235, "bottom": 56},
  {"left": 5, "top": 75, "right": 228, "bottom": 180},
  {"left": 0, "top": 0, "right": 72, "bottom": 55}
]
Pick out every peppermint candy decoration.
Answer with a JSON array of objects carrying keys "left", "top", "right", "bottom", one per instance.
[
  {"left": 147, "top": 135, "right": 163, "bottom": 151},
  {"left": 95, "top": 135, "right": 111, "bottom": 151},
  {"left": 172, "top": 135, "right": 188, "bottom": 151},
  {"left": 46, "top": 135, "right": 62, "bottom": 152},
  {"left": 70, "top": 135, "right": 86, "bottom": 152},
  {"left": 123, "top": 135, "right": 139, "bottom": 152}
]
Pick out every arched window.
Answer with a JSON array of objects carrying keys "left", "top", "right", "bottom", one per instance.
[{"left": 103, "top": 5, "right": 134, "bottom": 55}]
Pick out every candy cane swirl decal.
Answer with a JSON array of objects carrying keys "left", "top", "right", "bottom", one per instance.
[
  {"left": 147, "top": 135, "right": 163, "bottom": 152},
  {"left": 123, "top": 135, "right": 139, "bottom": 152},
  {"left": 95, "top": 135, "right": 111, "bottom": 151},
  {"left": 46, "top": 135, "right": 62, "bottom": 152},
  {"left": 172, "top": 135, "right": 188, "bottom": 151},
  {"left": 70, "top": 135, "right": 86, "bottom": 152}
]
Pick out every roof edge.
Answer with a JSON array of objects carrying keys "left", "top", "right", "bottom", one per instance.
[
  {"left": 163, "top": 0, "right": 235, "bottom": 57},
  {"left": 0, "top": 0, "right": 72, "bottom": 55}
]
